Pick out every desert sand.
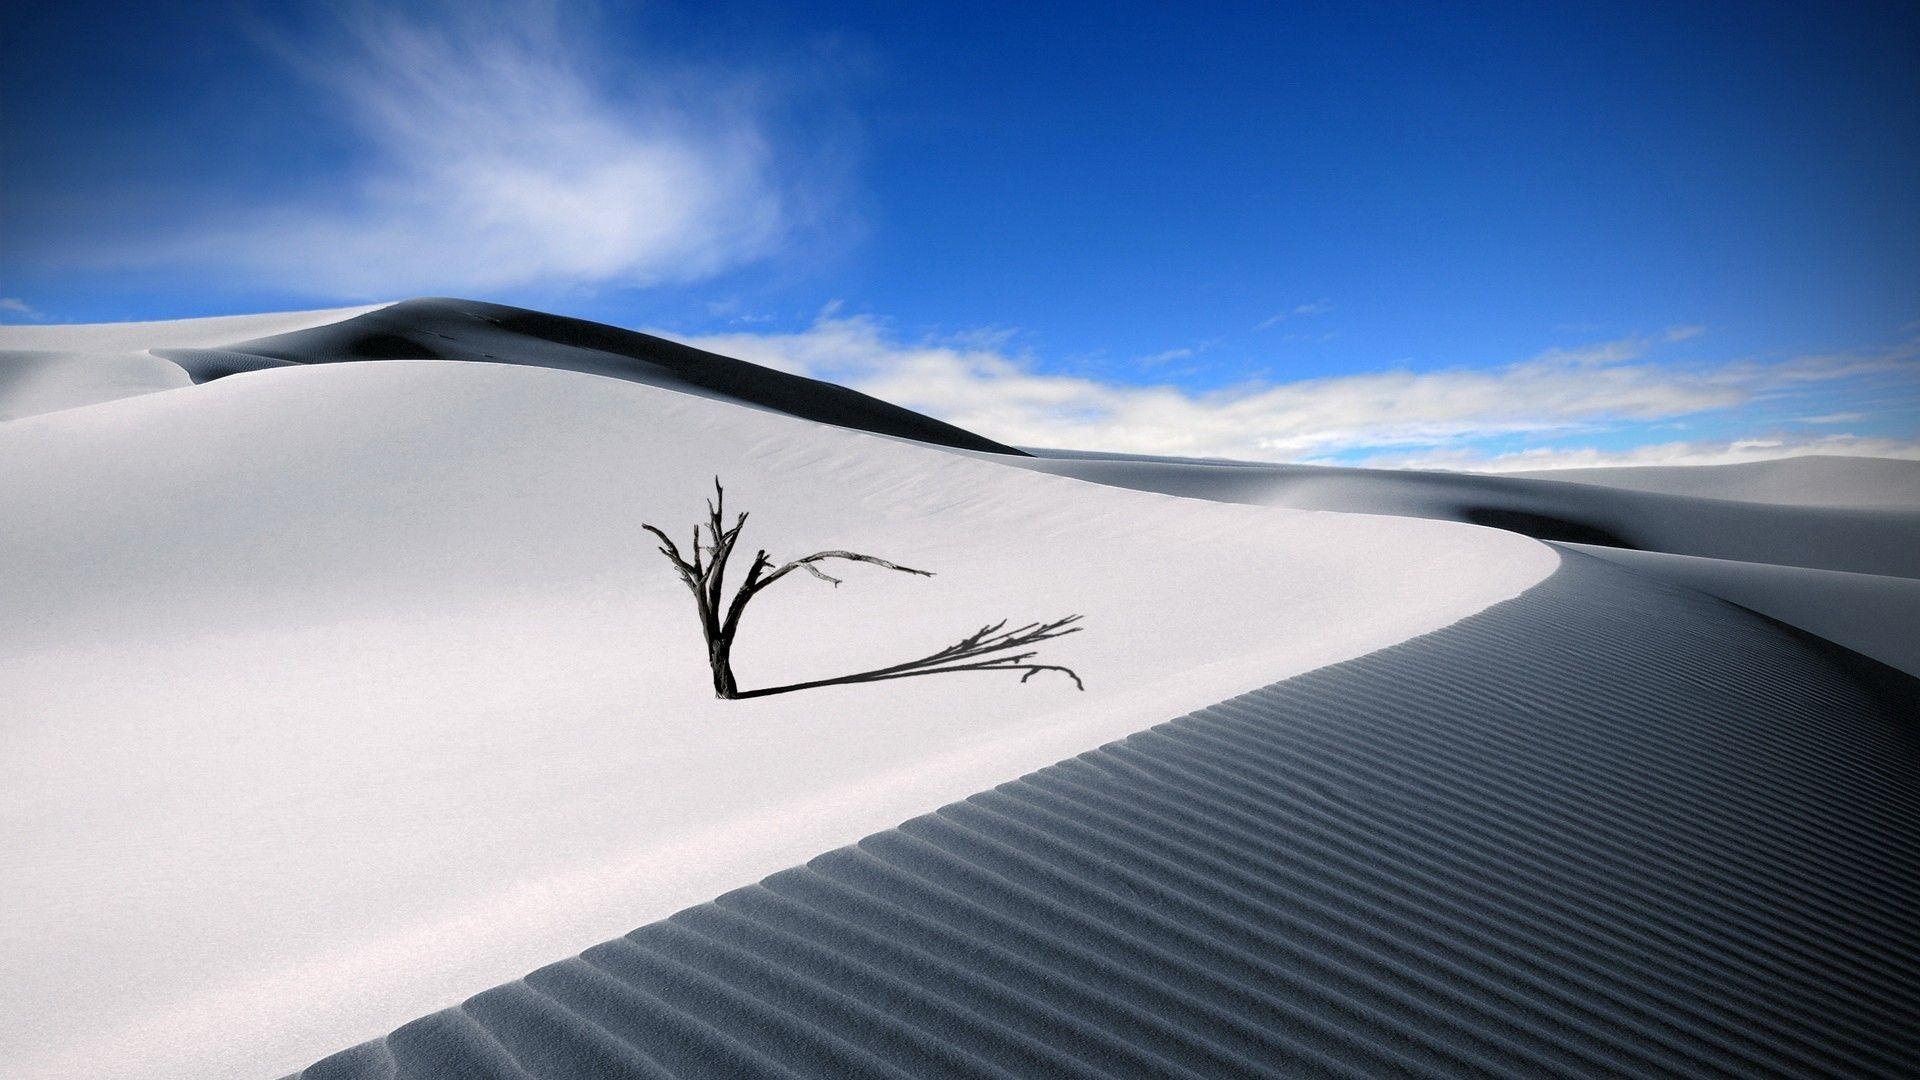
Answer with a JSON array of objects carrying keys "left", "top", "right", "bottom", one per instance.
[
  {"left": 0, "top": 307, "right": 1550, "bottom": 1080},
  {"left": 0, "top": 305, "right": 387, "bottom": 420},
  {"left": 303, "top": 551, "right": 1920, "bottom": 1079},
  {"left": 2, "top": 300, "right": 1913, "bottom": 1079}
]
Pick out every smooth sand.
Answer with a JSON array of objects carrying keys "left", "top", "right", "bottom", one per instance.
[{"left": 0, "top": 358, "right": 1550, "bottom": 1080}]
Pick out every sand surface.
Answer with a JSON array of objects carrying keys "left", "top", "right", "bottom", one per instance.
[
  {"left": 6, "top": 300, "right": 1914, "bottom": 1079},
  {"left": 299, "top": 551, "right": 1920, "bottom": 1079},
  {"left": 1013, "top": 452, "right": 1920, "bottom": 578},
  {"left": 0, "top": 358, "right": 1550, "bottom": 1080},
  {"left": 1559, "top": 543, "right": 1920, "bottom": 677},
  {"left": 0, "top": 305, "right": 387, "bottom": 420},
  {"left": 1511, "top": 455, "right": 1920, "bottom": 509}
]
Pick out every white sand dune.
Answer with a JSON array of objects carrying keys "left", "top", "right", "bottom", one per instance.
[
  {"left": 6, "top": 300, "right": 1915, "bottom": 1079},
  {"left": 1011, "top": 449, "right": 1920, "bottom": 671},
  {"left": 0, "top": 347, "right": 191, "bottom": 422},
  {"left": 0, "top": 305, "right": 387, "bottom": 421},
  {"left": 299, "top": 551, "right": 1920, "bottom": 1079},
  {"left": 1511, "top": 454, "right": 1920, "bottom": 509},
  {"left": 154, "top": 297, "right": 1023, "bottom": 453},
  {"left": 0, "top": 358, "right": 1552, "bottom": 1080},
  {"left": 1012, "top": 452, "right": 1920, "bottom": 578}
]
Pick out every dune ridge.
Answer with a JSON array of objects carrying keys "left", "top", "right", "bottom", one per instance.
[
  {"left": 295, "top": 551, "right": 1920, "bottom": 1078},
  {"left": 161, "top": 297, "right": 1023, "bottom": 454},
  {"left": 1013, "top": 452, "right": 1920, "bottom": 579}
]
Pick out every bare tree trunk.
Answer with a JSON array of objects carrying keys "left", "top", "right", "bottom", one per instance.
[{"left": 709, "top": 636, "right": 739, "bottom": 699}]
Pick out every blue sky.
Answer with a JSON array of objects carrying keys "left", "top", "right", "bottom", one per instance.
[{"left": 2, "top": 0, "right": 1915, "bottom": 468}]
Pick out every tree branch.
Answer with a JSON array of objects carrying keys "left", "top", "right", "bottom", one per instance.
[
  {"left": 736, "top": 615, "right": 1085, "bottom": 698},
  {"left": 758, "top": 549, "right": 934, "bottom": 591}
]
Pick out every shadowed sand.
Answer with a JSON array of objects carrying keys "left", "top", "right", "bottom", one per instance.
[
  {"left": 1561, "top": 544, "right": 1920, "bottom": 677},
  {"left": 1510, "top": 455, "right": 1920, "bottom": 509},
  {"left": 295, "top": 550, "right": 1920, "bottom": 1078}
]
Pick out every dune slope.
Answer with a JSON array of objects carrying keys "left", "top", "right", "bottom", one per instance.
[
  {"left": 1511, "top": 455, "right": 1920, "bottom": 509},
  {"left": 160, "top": 296, "right": 1023, "bottom": 454},
  {"left": 1561, "top": 544, "right": 1920, "bottom": 677},
  {"left": 1013, "top": 453, "right": 1920, "bottom": 578},
  {"left": 297, "top": 551, "right": 1920, "bottom": 1079},
  {"left": 0, "top": 305, "right": 386, "bottom": 420},
  {"left": 0, "top": 359, "right": 1550, "bottom": 1080}
]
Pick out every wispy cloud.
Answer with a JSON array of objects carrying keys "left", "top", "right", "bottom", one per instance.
[
  {"left": 1255, "top": 300, "right": 1332, "bottom": 331},
  {"left": 676, "top": 313, "right": 1920, "bottom": 465},
  {"left": 0, "top": 297, "right": 45, "bottom": 321},
  {"left": 127, "top": 0, "right": 828, "bottom": 297}
]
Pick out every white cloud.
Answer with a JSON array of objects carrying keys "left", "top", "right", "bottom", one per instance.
[
  {"left": 0, "top": 297, "right": 45, "bottom": 320},
  {"left": 145, "top": 0, "right": 813, "bottom": 297},
  {"left": 674, "top": 314, "right": 1920, "bottom": 463}
]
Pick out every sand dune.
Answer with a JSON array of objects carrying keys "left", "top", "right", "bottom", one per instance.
[
  {"left": 1012, "top": 452, "right": 1920, "bottom": 578},
  {"left": 1561, "top": 544, "right": 1920, "bottom": 677},
  {"left": 296, "top": 551, "right": 1920, "bottom": 1078},
  {"left": 162, "top": 297, "right": 1023, "bottom": 453},
  {"left": 1007, "top": 451, "right": 1920, "bottom": 678},
  {"left": 1511, "top": 454, "right": 1920, "bottom": 509},
  {"left": 0, "top": 305, "right": 386, "bottom": 420},
  {"left": 0, "top": 347, "right": 191, "bottom": 421},
  {"left": 0, "top": 358, "right": 1549, "bottom": 1080},
  {"left": 5, "top": 302, "right": 1915, "bottom": 1079}
]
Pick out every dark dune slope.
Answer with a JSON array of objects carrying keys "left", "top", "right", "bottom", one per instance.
[
  {"left": 296, "top": 552, "right": 1920, "bottom": 1079},
  {"left": 1559, "top": 543, "right": 1920, "bottom": 678},
  {"left": 154, "top": 298, "right": 1023, "bottom": 455},
  {"left": 1015, "top": 453, "right": 1920, "bottom": 578},
  {"left": 1511, "top": 455, "right": 1920, "bottom": 509}
]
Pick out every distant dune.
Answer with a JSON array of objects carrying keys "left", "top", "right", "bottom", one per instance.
[
  {"left": 1007, "top": 451, "right": 1920, "bottom": 674},
  {"left": 1012, "top": 452, "right": 1920, "bottom": 578},
  {"left": 1510, "top": 455, "right": 1920, "bottom": 509},
  {"left": 157, "top": 297, "right": 1025, "bottom": 454}
]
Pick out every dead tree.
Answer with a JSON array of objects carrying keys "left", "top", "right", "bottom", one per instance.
[{"left": 643, "top": 478, "right": 1084, "bottom": 699}]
